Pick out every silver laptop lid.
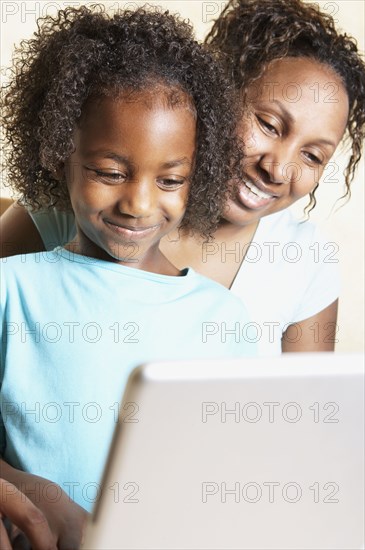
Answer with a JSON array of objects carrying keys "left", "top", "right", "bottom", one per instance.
[{"left": 82, "top": 353, "right": 364, "bottom": 550}]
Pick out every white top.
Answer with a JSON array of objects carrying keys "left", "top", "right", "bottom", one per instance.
[
  {"left": 29, "top": 207, "right": 340, "bottom": 356},
  {"left": 230, "top": 209, "right": 340, "bottom": 355}
]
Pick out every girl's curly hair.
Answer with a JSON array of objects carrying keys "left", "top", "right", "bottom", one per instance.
[
  {"left": 1, "top": 5, "right": 243, "bottom": 239},
  {"left": 206, "top": 0, "right": 365, "bottom": 206}
]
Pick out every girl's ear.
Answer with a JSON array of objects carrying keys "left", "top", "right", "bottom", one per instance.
[{"left": 52, "top": 164, "right": 65, "bottom": 181}]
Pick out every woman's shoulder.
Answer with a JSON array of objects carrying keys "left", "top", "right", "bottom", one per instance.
[
  {"left": 28, "top": 207, "right": 76, "bottom": 250},
  {"left": 258, "top": 208, "right": 319, "bottom": 244}
]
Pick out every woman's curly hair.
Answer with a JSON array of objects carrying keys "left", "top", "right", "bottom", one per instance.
[
  {"left": 206, "top": 0, "right": 365, "bottom": 205},
  {"left": 1, "top": 5, "right": 244, "bottom": 238}
]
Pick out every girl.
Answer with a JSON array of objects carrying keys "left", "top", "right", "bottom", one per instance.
[
  {"left": 1, "top": 0, "right": 364, "bottom": 354},
  {"left": 0, "top": 5, "right": 253, "bottom": 547}
]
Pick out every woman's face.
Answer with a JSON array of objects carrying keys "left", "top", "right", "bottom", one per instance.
[{"left": 224, "top": 57, "right": 349, "bottom": 226}]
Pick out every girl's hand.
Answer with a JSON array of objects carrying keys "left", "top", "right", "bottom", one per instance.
[
  {"left": 0, "top": 462, "right": 90, "bottom": 550},
  {"left": 0, "top": 477, "right": 56, "bottom": 550}
]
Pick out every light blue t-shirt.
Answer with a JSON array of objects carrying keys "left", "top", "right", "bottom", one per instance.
[
  {"left": 28, "top": 207, "right": 340, "bottom": 356},
  {"left": 0, "top": 248, "right": 255, "bottom": 511}
]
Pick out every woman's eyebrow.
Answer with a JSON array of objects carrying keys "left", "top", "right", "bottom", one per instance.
[
  {"left": 269, "top": 100, "right": 295, "bottom": 125},
  {"left": 253, "top": 98, "right": 294, "bottom": 125},
  {"left": 259, "top": 100, "right": 336, "bottom": 147},
  {"left": 313, "top": 138, "right": 336, "bottom": 148}
]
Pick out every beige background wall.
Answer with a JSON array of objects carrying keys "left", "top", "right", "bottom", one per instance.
[{"left": 1, "top": 0, "right": 364, "bottom": 351}]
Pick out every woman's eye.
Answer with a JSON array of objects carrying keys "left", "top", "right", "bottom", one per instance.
[
  {"left": 257, "top": 116, "right": 278, "bottom": 135},
  {"left": 303, "top": 152, "right": 323, "bottom": 165}
]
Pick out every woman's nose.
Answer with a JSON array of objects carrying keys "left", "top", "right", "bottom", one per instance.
[{"left": 257, "top": 144, "right": 299, "bottom": 185}]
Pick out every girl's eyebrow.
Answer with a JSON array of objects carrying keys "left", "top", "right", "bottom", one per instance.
[
  {"left": 102, "top": 152, "right": 130, "bottom": 165},
  {"left": 161, "top": 157, "right": 192, "bottom": 169},
  {"left": 85, "top": 151, "right": 133, "bottom": 166},
  {"left": 87, "top": 151, "right": 192, "bottom": 169}
]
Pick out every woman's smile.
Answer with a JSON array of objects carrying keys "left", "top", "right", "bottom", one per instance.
[{"left": 236, "top": 178, "right": 278, "bottom": 210}]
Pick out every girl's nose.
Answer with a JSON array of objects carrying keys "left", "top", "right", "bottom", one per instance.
[{"left": 117, "top": 179, "right": 157, "bottom": 218}]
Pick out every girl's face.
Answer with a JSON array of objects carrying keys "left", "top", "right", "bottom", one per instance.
[
  {"left": 224, "top": 57, "right": 349, "bottom": 226},
  {"left": 65, "top": 91, "right": 196, "bottom": 269}
]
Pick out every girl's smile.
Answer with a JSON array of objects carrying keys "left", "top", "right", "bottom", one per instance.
[
  {"left": 64, "top": 90, "right": 196, "bottom": 272},
  {"left": 104, "top": 219, "right": 163, "bottom": 236}
]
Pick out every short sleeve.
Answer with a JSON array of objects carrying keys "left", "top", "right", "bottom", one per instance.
[
  {"left": 230, "top": 210, "right": 341, "bottom": 356},
  {"left": 28, "top": 207, "right": 76, "bottom": 250},
  {"left": 290, "top": 224, "right": 340, "bottom": 323}
]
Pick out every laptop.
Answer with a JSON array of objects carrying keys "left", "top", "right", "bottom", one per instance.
[{"left": 82, "top": 353, "right": 364, "bottom": 550}]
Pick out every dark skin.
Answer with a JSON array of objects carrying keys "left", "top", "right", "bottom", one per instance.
[
  {"left": 0, "top": 90, "right": 197, "bottom": 549},
  {"left": 0, "top": 464, "right": 87, "bottom": 550},
  {"left": 0, "top": 56, "right": 354, "bottom": 550},
  {"left": 0, "top": 202, "right": 45, "bottom": 257},
  {"left": 63, "top": 93, "right": 196, "bottom": 275},
  {"left": 0, "top": 477, "right": 55, "bottom": 550},
  {"left": 160, "top": 58, "right": 348, "bottom": 352},
  {"left": 1, "top": 59, "right": 349, "bottom": 350}
]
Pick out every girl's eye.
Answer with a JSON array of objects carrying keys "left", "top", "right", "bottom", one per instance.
[
  {"left": 157, "top": 178, "right": 186, "bottom": 190},
  {"left": 257, "top": 116, "right": 278, "bottom": 136},
  {"left": 92, "top": 170, "right": 127, "bottom": 183},
  {"left": 303, "top": 152, "right": 323, "bottom": 165}
]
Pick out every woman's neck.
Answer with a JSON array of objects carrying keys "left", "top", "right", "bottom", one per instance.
[{"left": 160, "top": 220, "right": 259, "bottom": 288}]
